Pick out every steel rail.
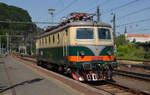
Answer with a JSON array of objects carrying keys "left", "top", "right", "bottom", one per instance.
[
  {"left": 106, "top": 80, "right": 150, "bottom": 95},
  {"left": 114, "top": 70, "right": 150, "bottom": 81}
]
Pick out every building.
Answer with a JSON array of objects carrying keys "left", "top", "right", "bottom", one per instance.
[
  {"left": 18, "top": 45, "right": 27, "bottom": 55},
  {"left": 125, "top": 34, "right": 150, "bottom": 43},
  {"left": 124, "top": 26, "right": 150, "bottom": 42},
  {"left": 124, "top": 27, "right": 150, "bottom": 53}
]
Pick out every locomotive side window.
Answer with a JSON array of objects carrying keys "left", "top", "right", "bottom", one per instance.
[
  {"left": 57, "top": 33, "right": 60, "bottom": 44},
  {"left": 49, "top": 35, "right": 51, "bottom": 44},
  {"left": 76, "top": 28, "right": 94, "bottom": 39},
  {"left": 45, "top": 37, "right": 47, "bottom": 44},
  {"left": 42, "top": 38, "right": 44, "bottom": 45},
  {"left": 53, "top": 35, "right": 55, "bottom": 43},
  {"left": 65, "top": 29, "right": 68, "bottom": 36},
  {"left": 98, "top": 28, "right": 111, "bottom": 40},
  {"left": 40, "top": 39, "right": 42, "bottom": 45}
]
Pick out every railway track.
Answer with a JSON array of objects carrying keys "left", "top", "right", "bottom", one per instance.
[
  {"left": 17, "top": 56, "right": 150, "bottom": 95},
  {"left": 117, "top": 58, "right": 150, "bottom": 63},
  {"left": 114, "top": 70, "right": 150, "bottom": 81},
  {"left": 119, "top": 63, "right": 150, "bottom": 70},
  {"left": 90, "top": 80, "right": 150, "bottom": 95},
  {"left": 90, "top": 81, "right": 147, "bottom": 95}
]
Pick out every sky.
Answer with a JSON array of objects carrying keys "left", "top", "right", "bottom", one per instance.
[{"left": 0, "top": 0, "right": 150, "bottom": 35}]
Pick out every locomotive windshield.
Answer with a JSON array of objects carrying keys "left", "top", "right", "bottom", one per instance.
[
  {"left": 98, "top": 28, "right": 111, "bottom": 40},
  {"left": 76, "top": 28, "right": 94, "bottom": 39}
]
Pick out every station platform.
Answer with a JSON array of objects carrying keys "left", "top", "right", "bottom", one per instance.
[{"left": 0, "top": 56, "right": 107, "bottom": 95}]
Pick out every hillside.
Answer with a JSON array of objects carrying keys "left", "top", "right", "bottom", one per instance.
[
  {"left": 0, "top": 2, "right": 35, "bottom": 35},
  {"left": 0, "top": 2, "right": 37, "bottom": 53}
]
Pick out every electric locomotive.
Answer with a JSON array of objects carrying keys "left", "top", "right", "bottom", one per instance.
[{"left": 36, "top": 13, "right": 117, "bottom": 81}]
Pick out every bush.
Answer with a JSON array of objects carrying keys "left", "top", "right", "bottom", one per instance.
[{"left": 116, "top": 43, "right": 146, "bottom": 60}]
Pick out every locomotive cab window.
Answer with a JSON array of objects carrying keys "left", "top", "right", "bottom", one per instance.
[
  {"left": 76, "top": 28, "right": 94, "bottom": 40},
  {"left": 98, "top": 28, "right": 111, "bottom": 40}
]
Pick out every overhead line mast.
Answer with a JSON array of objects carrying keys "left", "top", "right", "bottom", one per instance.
[
  {"left": 84, "top": 0, "right": 111, "bottom": 13},
  {"left": 84, "top": 0, "right": 140, "bottom": 17},
  {"left": 97, "top": 6, "right": 100, "bottom": 23}
]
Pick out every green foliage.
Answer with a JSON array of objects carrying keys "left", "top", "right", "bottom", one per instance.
[
  {"left": 0, "top": 2, "right": 34, "bottom": 35},
  {"left": 115, "top": 34, "right": 146, "bottom": 60},
  {"left": 115, "top": 34, "right": 128, "bottom": 47},
  {"left": 0, "top": 2, "right": 37, "bottom": 50}
]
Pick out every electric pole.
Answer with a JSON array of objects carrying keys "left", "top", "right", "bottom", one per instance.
[
  {"left": 112, "top": 13, "right": 116, "bottom": 53},
  {"left": 6, "top": 33, "right": 9, "bottom": 54},
  {"left": 97, "top": 6, "right": 100, "bottom": 23},
  {"left": 30, "top": 39, "right": 32, "bottom": 55},
  {"left": 113, "top": 14, "right": 116, "bottom": 39},
  {"left": 0, "top": 35, "right": 23, "bottom": 55},
  {"left": 48, "top": 9, "right": 55, "bottom": 24},
  {"left": 0, "top": 36, "right": 1, "bottom": 54}
]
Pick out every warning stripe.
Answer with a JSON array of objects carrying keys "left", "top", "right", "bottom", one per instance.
[{"left": 68, "top": 56, "right": 114, "bottom": 61}]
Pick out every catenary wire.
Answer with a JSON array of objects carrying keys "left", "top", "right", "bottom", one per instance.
[
  {"left": 117, "top": 6, "right": 150, "bottom": 20},
  {"left": 117, "top": 18, "right": 150, "bottom": 27},
  {"left": 102, "top": 0, "right": 140, "bottom": 15},
  {"left": 55, "top": 0, "right": 78, "bottom": 17}
]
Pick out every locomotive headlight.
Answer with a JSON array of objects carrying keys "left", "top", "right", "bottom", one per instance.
[
  {"left": 80, "top": 51, "right": 85, "bottom": 56},
  {"left": 107, "top": 51, "right": 112, "bottom": 56}
]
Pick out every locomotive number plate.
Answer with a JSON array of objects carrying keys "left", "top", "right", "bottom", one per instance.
[{"left": 92, "top": 57, "right": 103, "bottom": 61}]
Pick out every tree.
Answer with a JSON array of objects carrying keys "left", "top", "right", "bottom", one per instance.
[
  {"left": 115, "top": 34, "right": 146, "bottom": 60},
  {"left": 115, "top": 34, "right": 128, "bottom": 47},
  {"left": 0, "top": 2, "right": 37, "bottom": 54},
  {"left": 132, "top": 38, "right": 136, "bottom": 43},
  {"left": 0, "top": 2, "right": 34, "bottom": 35}
]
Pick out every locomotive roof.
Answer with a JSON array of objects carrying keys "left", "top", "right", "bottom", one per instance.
[{"left": 38, "top": 21, "right": 112, "bottom": 38}]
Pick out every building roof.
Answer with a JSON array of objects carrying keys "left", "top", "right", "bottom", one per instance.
[{"left": 127, "top": 34, "right": 150, "bottom": 38}]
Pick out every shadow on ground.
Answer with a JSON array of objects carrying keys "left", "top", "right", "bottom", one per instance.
[{"left": 0, "top": 78, "right": 44, "bottom": 93}]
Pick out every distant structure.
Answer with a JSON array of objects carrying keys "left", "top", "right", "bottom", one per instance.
[
  {"left": 124, "top": 27, "right": 150, "bottom": 43},
  {"left": 18, "top": 45, "right": 27, "bottom": 55},
  {"left": 126, "top": 34, "right": 150, "bottom": 42}
]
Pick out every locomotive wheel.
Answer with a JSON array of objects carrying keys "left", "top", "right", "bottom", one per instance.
[
  {"left": 58, "top": 66, "right": 64, "bottom": 73},
  {"left": 106, "top": 69, "right": 113, "bottom": 80},
  {"left": 37, "top": 61, "right": 42, "bottom": 66},
  {"left": 41, "top": 62, "right": 47, "bottom": 68}
]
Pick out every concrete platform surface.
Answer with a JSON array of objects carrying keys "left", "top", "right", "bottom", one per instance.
[{"left": 0, "top": 56, "right": 106, "bottom": 95}]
